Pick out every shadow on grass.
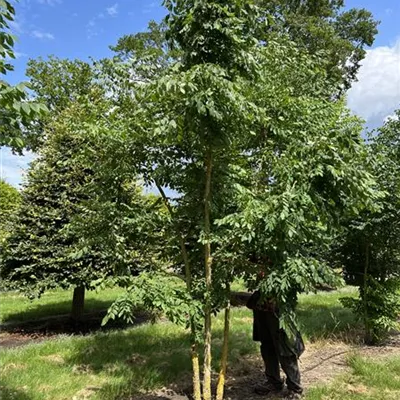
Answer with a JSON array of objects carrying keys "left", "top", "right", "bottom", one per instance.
[
  {"left": 1, "top": 298, "right": 115, "bottom": 324},
  {"left": 0, "top": 383, "right": 33, "bottom": 400},
  {"left": 63, "top": 320, "right": 259, "bottom": 400},
  {"left": 1, "top": 299, "right": 148, "bottom": 338},
  {"left": 297, "top": 303, "right": 361, "bottom": 343},
  {"left": 65, "top": 324, "right": 193, "bottom": 399}
]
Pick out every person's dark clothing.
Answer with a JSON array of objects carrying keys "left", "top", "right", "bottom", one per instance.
[{"left": 247, "top": 291, "right": 304, "bottom": 394}]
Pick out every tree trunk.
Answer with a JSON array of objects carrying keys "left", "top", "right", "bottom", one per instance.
[
  {"left": 71, "top": 286, "right": 85, "bottom": 322},
  {"left": 363, "top": 241, "right": 372, "bottom": 344},
  {"left": 203, "top": 149, "right": 213, "bottom": 400},
  {"left": 216, "top": 296, "right": 231, "bottom": 400},
  {"left": 155, "top": 181, "right": 202, "bottom": 400},
  {"left": 191, "top": 344, "right": 202, "bottom": 400}
]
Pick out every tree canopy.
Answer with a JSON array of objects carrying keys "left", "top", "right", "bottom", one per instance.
[
  {"left": 77, "top": 1, "right": 381, "bottom": 398},
  {"left": 0, "top": 0, "right": 47, "bottom": 151}
]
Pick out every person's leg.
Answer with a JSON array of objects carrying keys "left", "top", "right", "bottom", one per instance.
[
  {"left": 254, "top": 310, "right": 284, "bottom": 395},
  {"left": 279, "top": 354, "right": 303, "bottom": 395},
  {"left": 260, "top": 340, "right": 284, "bottom": 390}
]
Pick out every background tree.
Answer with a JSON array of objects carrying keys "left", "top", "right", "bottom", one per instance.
[
  {"left": 25, "top": 56, "right": 94, "bottom": 149},
  {"left": 0, "top": 0, "right": 47, "bottom": 151},
  {"left": 0, "top": 179, "right": 20, "bottom": 243},
  {"left": 1, "top": 98, "right": 113, "bottom": 321},
  {"left": 257, "top": 0, "right": 379, "bottom": 91},
  {"left": 334, "top": 110, "right": 400, "bottom": 343}
]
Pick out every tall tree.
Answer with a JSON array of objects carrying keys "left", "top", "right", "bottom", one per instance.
[
  {"left": 91, "top": 1, "right": 379, "bottom": 399},
  {"left": 1, "top": 99, "right": 110, "bottom": 320}
]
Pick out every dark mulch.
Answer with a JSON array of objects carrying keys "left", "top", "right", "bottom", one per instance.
[{"left": 0, "top": 310, "right": 150, "bottom": 348}]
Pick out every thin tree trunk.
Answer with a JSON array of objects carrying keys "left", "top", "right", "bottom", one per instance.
[
  {"left": 363, "top": 241, "right": 372, "bottom": 344},
  {"left": 203, "top": 149, "right": 213, "bottom": 400},
  {"left": 71, "top": 286, "right": 85, "bottom": 322},
  {"left": 216, "top": 292, "right": 231, "bottom": 400},
  {"left": 155, "top": 182, "right": 201, "bottom": 400},
  {"left": 191, "top": 344, "right": 202, "bottom": 400}
]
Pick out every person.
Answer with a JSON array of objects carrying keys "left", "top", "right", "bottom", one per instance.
[{"left": 247, "top": 290, "right": 304, "bottom": 399}]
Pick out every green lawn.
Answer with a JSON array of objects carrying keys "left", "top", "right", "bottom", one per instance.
[
  {"left": 0, "top": 287, "right": 383, "bottom": 400},
  {"left": 298, "top": 286, "right": 359, "bottom": 342},
  {"left": 0, "top": 287, "right": 125, "bottom": 323},
  {"left": 307, "top": 355, "right": 400, "bottom": 400}
]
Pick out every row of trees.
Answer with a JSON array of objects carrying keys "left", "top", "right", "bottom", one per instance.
[{"left": 1, "top": 1, "right": 399, "bottom": 399}]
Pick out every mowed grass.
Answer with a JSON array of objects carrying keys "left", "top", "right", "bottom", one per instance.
[
  {"left": 307, "top": 355, "right": 400, "bottom": 400},
  {"left": 0, "top": 287, "right": 126, "bottom": 323},
  {"left": 298, "top": 286, "right": 360, "bottom": 342},
  {"left": 0, "top": 287, "right": 375, "bottom": 400},
  {"left": 0, "top": 280, "right": 249, "bottom": 324}
]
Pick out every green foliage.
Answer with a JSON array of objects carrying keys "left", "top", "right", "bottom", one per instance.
[
  {"left": 334, "top": 110, "right": 400, "bottom": 343},
  {"left": 0, "top": 101, "right": 114, "bottom": 297},
  {"left": 257, "top": 0, "right": 379, "bottom": 91},
  {"left": 91, "top": 0, "right": 380, "bottom": 350},
  {"left": 102, "top": 273, "right": 203, "bottom": 340},
  {"left": 0, "top": 0, "right": 47, "bottom": 151},
  {"left": 340, "top": 277, "right": 400, "bottom": 342},
  {"left": 0, "top": 179, "right": 20, "bottom": 242}
]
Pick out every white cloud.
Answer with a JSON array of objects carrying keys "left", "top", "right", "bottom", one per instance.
[
  {"left": 347, "top": 39, "right": 400, "bottom": 128},
  {"left": 0, "top": 148, "right": 36, "bottom": 188},
  {"left": 37, "top": 0, "right": 62, "bottom": 5},
  {"left": 32, "top": 30, "right": 55, "bottom": 40},
  {"left": 384, "top": 113, "right": 399, "bottom": 123},
  {"left": 106, "top": 3, "right": 118, "bottom": 16}
]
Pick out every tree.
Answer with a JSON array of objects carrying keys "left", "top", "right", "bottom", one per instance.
[
  {"left": 0, "top": 100, "right": 106, "bottom": 319},
  {"left": 25, "top": 56, "right": 94, "bottom": 149},
  {"left": 86, "top": 1, "right": 379, "bottom": 399},
  {"left": 0, "top": 0, "right": 47, "bottom": 151},
  {"left": 257, "top": 0, "right": 379, "bottom": 92},
  {"left": 0, "top": 179, "right": 20, "bottom": 243},
  {"left": 111, "top": 0, "right": 378, "bottom": 93},
  {"left": 334, "top": 111, "right": 400, "bottom": 343}
]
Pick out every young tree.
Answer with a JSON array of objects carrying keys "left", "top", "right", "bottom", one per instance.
[
  {"left": 335, "top": 111, "right": 400, "bottom": 343},
  {"left": 0, "top": 0, "right": 47, "bottom": 151},
  {"left": 89, "top": 2, "right": 379, "bottom": 400}
]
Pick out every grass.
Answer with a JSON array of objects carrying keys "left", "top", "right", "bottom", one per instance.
[
  {"left": 298, "top": 286, "right": 360, "bottom": 342},
  {"left": 307, "top": 355, "right": 400, "bottom": 400},
  {"left": 0, "top": 287, "right": 125, "bottom": 323},
  {"left": 0, "top": 280, "right": 249, "bottom": 324},
  {"left": 0, "top": 287, "right": 371, "bottom": 400}
]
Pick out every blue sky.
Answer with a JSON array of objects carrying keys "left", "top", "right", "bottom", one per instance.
[{"left": 1, "top": 0, "right": 400, "bottom": 186}]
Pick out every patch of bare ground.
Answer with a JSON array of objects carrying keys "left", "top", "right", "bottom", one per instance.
[{"left": 133, "top": 333, "right": 400, "bottom": 400}]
